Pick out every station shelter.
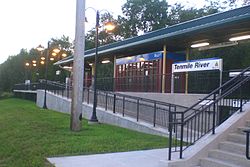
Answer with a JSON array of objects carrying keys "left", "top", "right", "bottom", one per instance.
[
  {"left": 54, "top": 5, "right": 250, "bottom": 94},
  {"left": 115, "top": 51, "right": 185, "bottom": 92}
]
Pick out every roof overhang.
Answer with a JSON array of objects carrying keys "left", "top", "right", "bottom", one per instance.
[{"left": 55, "top": 5, "right": 250, "bottom": 66}]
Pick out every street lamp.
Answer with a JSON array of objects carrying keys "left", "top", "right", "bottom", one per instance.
[
  {"left": 37, "top": 43, "right": 49, "bottom": 109},
  {"left": 87, "top": 9, "right": 115, "bottom": 123},
  {"left": 36, "top": 43, "right": 67, "bottom": 109},
  {"left": 24, "top": 60, "right": 38, "bottom": 81},
  {"left": 25, "top": 62, "right": 30, "bottom": 81}
]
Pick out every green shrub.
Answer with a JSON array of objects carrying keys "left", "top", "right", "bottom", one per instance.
[{"left": 0, "top": 92, "right": 14, "bottom": 99}]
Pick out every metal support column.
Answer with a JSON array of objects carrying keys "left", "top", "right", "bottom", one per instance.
[
  {"left": 185, "top": 48, "right": 190, "bottom": 94},
  {"left": 162, "top": 45, "right": 167, "bottom": 93}
]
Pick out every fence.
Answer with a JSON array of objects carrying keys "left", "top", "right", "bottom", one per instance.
[
  {"left": 47, "top": 84, "right": 188, "bottom": 129},
  {"left": 83, "top": 70, "right": 250, "bottom": 96},
  {"left": 13, "top": 67, "right": 250, "bottom": 161}
]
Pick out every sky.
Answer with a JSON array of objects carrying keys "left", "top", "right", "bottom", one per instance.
[{"left": 0, "top": 0, "right": 205, "bottom": 64}]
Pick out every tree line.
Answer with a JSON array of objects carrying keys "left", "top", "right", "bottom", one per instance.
[{"left": 0, "top": 0, "right": 249, "bottom": 92}]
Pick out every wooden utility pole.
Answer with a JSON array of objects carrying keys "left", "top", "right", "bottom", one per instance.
[{"left": 70, "top": 0, "right": 85, "bottom": 131}]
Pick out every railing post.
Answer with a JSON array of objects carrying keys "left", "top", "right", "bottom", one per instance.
[
  {"left": 82, "top": 88, "right": 84, "bottom": 102},
  {"left": 168, "top": 110, "right": 173, "bottom": 161},
  {"left": 87, "top": 88, "right": 90, "bottom": 104},
  {"left": 240, "top": 86, "right": 243, "bottom": 112},
  {"left": 113, "top": 94, "right": 116, "bottom": 113},
  {"left": 212, "top": 93, "right": 216, "bottom": 134},
  {"left": 136, "top": 99, "right": 139, "bottom": 122},
  {"left": 153, "top": 101, "right": 156, "bottom": 127},
  {"left": 122, "top": 96, "right": 125, "bottom": 117},
  {"left": 243, "top": 129, "right": 250, "bottom": 160},
  {"left": 67, "top": 85, "right": 69, "bottom": 99},
  {"left": 105, "top": 92, "right": 108, "bottom": 111},
  {"left": 180, "top": 112, "right": 184, "bottom": 159}
]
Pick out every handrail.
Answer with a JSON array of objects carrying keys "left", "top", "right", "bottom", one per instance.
[
  {"left": 168, "top": 66, "right": 250, "bottom": 160},
  {"left": 243, "top": 129, "right": 250, "bottom": 160},
  {"left": 183, "top": 66, "right": 250, "bottom": 114},
  {"left": 44, "top": 82, "right": 189, "bottom": 128},
  {"left": 94, "top": 88, "right": 189, "bottom": 110},
  {"left": 184, "top": 76, "right": 250, "bottom": 122},
  {"left": 44, "top": 81, "right": 189, "bottom": 110}
]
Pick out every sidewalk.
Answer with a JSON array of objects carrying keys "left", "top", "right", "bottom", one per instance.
[{"left": 47, "top": 148, "right": 169, "bottom": 167}]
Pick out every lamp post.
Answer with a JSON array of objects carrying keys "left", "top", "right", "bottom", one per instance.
[
  {"left": 88, "top": 9, "right": 115, "bottom": 123},
  {"left": 37, "top": 42, "right": 50, "bottom": 109},
  {"left": 89, "top": 11, "right": 100, "bottom": 123},
  {"left": 25, "top": 62, "right": 30, "bottom": 81},
  {"left": 36, "top": 43, "right": 67, "bottom": 109}
]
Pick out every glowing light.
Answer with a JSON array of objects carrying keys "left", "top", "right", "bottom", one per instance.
[
  {"left": 62, "top": 53, "right": 67, "bottom": 57},
  {"left": 63, "top": 66, "right": 72, "bottom": 70},
  {"left": 36, "top": 44, "right": 44, "bottom": 52},
  {"left": 191, "top": 42, "right": 210, "bottom": 48},
  {"left": 104, "top": 22, "right": 115, "bottom": 32},
  {"left": 229, "top": 35, "right": 250, "bottom": 41},
  {"left": 53, "top": 48, "right": 60, "bottom": 53},
  {"left": 52, "top": 52, "right": 57, "bottom": 56},
  {"left": 101, "top": 59, "right": 110, "bottom": 64}
]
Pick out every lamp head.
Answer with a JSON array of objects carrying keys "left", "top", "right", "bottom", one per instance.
[
  {"left": 36, "top": 44, "right": 44, "bottom": 52},
  {"left": 53, "top": 48, "right": 60, "bottom": 54},
  {"left": 52, "top": 52, "right": 57, "bottom": 57},
  {"left": 104, "top": 21, "right": 115, "bottom": 32},
  {"left": 62, "top": 53, "right": 67, "bottom": 57}
]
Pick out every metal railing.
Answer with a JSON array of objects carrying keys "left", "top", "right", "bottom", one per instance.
[
  {"left": 13, "top": 80, "right": 66, "bottom": 91},
  {"left": 168, "top": 66, "right": 250, "bottom": 160},
  {"left": 244, "top": 129, "right": 250, "bottom": 160},
  {"left": 13, "top": 68, "right": 250, "bottom": 160},
  {"left": 47, "top": 83, "right": 189, "bottom": 129},
  {"left": 82, "top": 87, "right": 189, "bottom": 128},
  {"left": 14, "top": 82, "right": 43, "bottom": 91},
  {"left": 83, "top": 70, "right": 246, "bottom": 94}
]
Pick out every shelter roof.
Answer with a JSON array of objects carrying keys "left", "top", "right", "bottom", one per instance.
[{"left": 55, "top": 5, "right": 250, "bottom": 65}]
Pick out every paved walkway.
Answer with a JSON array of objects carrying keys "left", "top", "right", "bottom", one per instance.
[{"left": 47, "top": 148, "right": 169, "bottom": 167}]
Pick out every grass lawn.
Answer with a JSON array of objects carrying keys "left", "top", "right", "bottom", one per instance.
[{"left": 0, "top": 98, "right": 168, "bottom": 167}]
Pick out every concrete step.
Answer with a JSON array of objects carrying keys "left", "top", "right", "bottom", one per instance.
[
  {"left": 208, "top": 149, "right": 250, "bottom": 167},
  {"left": 245, "top": 120, "right": 250, "bottom": 127},
  {"left": 227, "top": 133, "right": 246, "bottom": 145},
  {"left": 219, "top": 141, "right": 246, "bottom": 155},
  {"left": 237, "top": 126, "right": 250, "bottom": 135},
  {"left": 200, "top": 157, "right": 241, "bottom": 167}
]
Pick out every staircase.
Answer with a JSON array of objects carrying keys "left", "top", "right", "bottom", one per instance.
[
  {"left": 168, "top": 66, "right": 250, "bottom": 160},
  {"left": 200, "top": 120, "right": 250, "bottom": 167}
]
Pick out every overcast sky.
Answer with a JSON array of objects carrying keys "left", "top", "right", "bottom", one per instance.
[{"left": 0, "top": 0, "right": 206, "bottom": 64}]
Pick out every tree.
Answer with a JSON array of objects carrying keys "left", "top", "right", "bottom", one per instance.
[
  {"left": 117, "top": 0, "right": 170, "bottom": 38},
  {"left": 0, "top": 36, "right": 72, "bottom": 92},
  {"left": 0, "top": 49, "right": 28, "bottom": 91},
  {"left": 205, "top": 0, "right": 250, "bottom": 9},
  {"left": 85, "top": 13, "right": 120, "bottom": 50},
  {"left": 168, "top": 2, "right": 220, "bottom": 25},
  {"left": 117, "top": 0, "right": 221, "bottom": 38}
]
